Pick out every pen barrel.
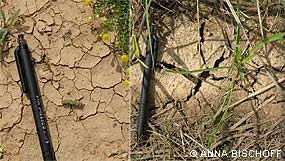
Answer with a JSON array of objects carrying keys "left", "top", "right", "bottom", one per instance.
[
  {"left": 17, "top": 44, "right": 55, "bottom": 161},
  {"left": 137, "top": 34, "right": 158, "bottom": 140},
  {"left": 137, "top": 50, "right": 153, "bottom": 139}
]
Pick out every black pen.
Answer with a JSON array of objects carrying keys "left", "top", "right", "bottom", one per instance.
[
  {"left": 14, "top": 34, "right": 56, "bottom": 161},
  {"left": 137, "top": 26, "right": 159, "bottom": 142}
]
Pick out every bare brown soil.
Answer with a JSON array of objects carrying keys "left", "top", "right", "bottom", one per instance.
[
  {"left": 0, "top": 0, "right": 129, "bottom": 161},
  {"left": 131, "top": 1, "right": 285, "bottom": 161}
]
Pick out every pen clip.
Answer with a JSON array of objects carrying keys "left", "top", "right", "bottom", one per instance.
[{"left": 14, "top": 46, "right": 28, "bottom": 93}]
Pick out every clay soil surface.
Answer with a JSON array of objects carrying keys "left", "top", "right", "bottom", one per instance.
[
  {"left": 0, "top": 0, "right": 129, "bottom": 161},
  {"left": 131, "top": 1, "right": 285, "bottom": 160}
]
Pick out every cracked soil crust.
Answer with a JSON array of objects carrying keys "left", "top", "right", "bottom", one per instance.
[{"left": 0, "top": 0, "right": 129, "bottom": 161}]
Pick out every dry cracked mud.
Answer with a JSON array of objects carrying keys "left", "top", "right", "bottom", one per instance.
[{"left": 0, "top": 0, "right": 129, "bottom": 161}]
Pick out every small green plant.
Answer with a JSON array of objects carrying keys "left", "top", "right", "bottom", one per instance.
[
  {"left": 62, "top": 99, "right": 83, "bottom": 108},
  {"left": 86, "top": 0, "right": 130, "bottom": 86},
  {"left": 167, "top": 0, "right": 284, "bottom": 148},
  {"left": 88, "top": 0, "right": 129, "bottom": 52},
  {"left": 0, "top": 2, "right": 20, "bottom": 62}
]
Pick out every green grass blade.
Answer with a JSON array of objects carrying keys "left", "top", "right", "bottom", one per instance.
[
  {"left": 235, "top": 26, "right": 241, "bottom": 64},
  {"left": 241, "top": 32, "right": 285, "bottom": 64},
  {"left": 131, "top": 34, "right": 140, "bottom": 58},
  {"left": 7, "top": 9, "right": 20, "bottom": 27},
  {"left": 131, "top": 34, "right": 149, "bottom": 68},
  {"left": 208, "top": 78, "right": 235, "bottom": 148},
  {"left": 202, "top": 91, "right": 229, "bottom": 128},
  {"left": 145, "top": 0, "right": 154, "bottom": 67},
  {"left": 166, "top": 66, "right": 231, "bottom": 75},
  {"left": 0, "top": 30, "right": 7, "bottom": 44},
  {"left": 0, "top": 30, "right": 5, "bottom": 40},
  {"left": 238, "top": 66, "right": 246, "bottom": 80},
  {"left": 137, "top": 58, "right": 148, "bottom": 69}
]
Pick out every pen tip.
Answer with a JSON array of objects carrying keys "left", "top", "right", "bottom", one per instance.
[
  {"left": 18, "top": 34, "right": 24, "bottom": 39},
  {"left": 17, "top": 34, "right": 26, "bottom": 44}
]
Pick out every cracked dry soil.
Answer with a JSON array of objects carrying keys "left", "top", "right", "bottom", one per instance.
[
  {"left": 131, "top": 2, "right": 285, "bottom": 160},
  {"left": 0, "top": 0, "right": 129, "bottom": 161}
]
